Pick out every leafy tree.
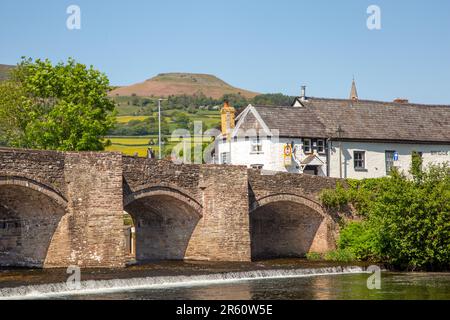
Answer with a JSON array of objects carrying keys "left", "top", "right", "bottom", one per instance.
[
  {"left": 0, "top": 57, "right": 116, "bottom": 151},
  {"left": 252, "top": 93, "right": 294, "bottom": 106}
]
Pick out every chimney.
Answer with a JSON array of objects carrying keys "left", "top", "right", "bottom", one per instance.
[
  {"left": 221, "top": 100, "right": 236, "bottom": 136},
  {"left": 300, "top": 86, "right": 307, "bottom": 101},
  {"left": 393, "top": 98, "right": 409, "bottom": 104}
]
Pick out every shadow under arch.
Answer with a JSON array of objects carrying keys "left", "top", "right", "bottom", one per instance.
[
  {"left": 124, "top": 185, "right": 203, "bottom": 262},
  {"left": 0, "top": 176, "right": 67, "bottom": 268},
  {"left": 249, "top": 193, "right": 329, "bottom": 260}
]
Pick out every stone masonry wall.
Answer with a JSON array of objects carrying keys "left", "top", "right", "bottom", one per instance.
[
  {"left": 248, "top": 169, "right": 340, "bottom": 203},
  {"left": 185, "top": 165, "right": 251, "bottom": 261},
  {"left": 62, "top": 152, "right": 125, "bottom": 268},
  {"left": 0, "top": 148, "right": 66, "bottom": 197},
  {"left": 122, "top": 157, "right": 201, "bottom": 203}
]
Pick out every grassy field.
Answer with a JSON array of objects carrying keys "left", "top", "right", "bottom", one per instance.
[
  {"left": 106, "top": 135, "right": 214, "bottom": 157},
  {"left": 116, "top": 115, "right": 150, "bottom": 123},
  {"left": 108, "top": 103, "right": 220, "bottom": 157}
]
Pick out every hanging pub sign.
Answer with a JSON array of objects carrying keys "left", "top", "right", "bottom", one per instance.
[{"left": 283, "top": 144, "right": 292, "bottom": 166}]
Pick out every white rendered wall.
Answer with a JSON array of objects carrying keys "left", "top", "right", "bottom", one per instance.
[
  {"left": 217, "top": 137, "right": 327, "bottom": 176},
  {"left": 329, "top": 141, "right": 450, "bottom": 179}
]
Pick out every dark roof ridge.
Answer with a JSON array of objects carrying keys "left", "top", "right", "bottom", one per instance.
[{"left": 305, "top": 96, "right": 450, "bottom": 108}]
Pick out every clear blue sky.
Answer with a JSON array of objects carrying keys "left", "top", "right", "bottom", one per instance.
[{"left": 1, "top": 0, "right": 449, "bottom": 104}]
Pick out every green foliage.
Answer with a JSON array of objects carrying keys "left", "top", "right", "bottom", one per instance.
[
  {"left": 322, "top": 163, "right": 450, "bottom": 270},
  {"left": 319, "top": 182, "right": 349, "bottom": 210},
  {"left": 410, "top": 151, "right": 424, "bottom": 183},
  {"left": 0, "top": 57, "right": 116, "bottom": 151},
  {"left": 252, "top": 93, "right": 294, "bottom": 106},
  {"left": 324, "top": 249, "right": 355, "bottom": 262},
  {"left": 338, "top": 221, "right": 377, "bottom": 260},
  {"left": 305, "top": 252, "right": 323, "bottom": 261},
  {"left": 109, "top": 116, "right": 170, "bottom": 136},
  {"left": 113, "top": 93, "right": 294, "bottom": 117}
]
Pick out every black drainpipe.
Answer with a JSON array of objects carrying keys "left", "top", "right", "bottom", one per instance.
[{"left": 326, "top": 138, "right": 331, "bottom": 177}]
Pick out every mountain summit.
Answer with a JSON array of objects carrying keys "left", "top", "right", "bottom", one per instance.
[{"left": 109, "top": 73, "right": 259, "bottom": 99}]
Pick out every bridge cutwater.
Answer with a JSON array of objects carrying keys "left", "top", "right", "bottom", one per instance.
[{"left": 0, "top": 148, "right": 341, "bottom": 268}]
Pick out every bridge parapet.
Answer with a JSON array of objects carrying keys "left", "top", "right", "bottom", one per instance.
[
  {"left": 247, "top": 169, "right": 340, "bottom": 204},
  {"left": 0, "top": 148, "right": 66, "bottom": 197}
]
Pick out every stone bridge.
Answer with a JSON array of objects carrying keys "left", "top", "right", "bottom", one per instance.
[{"left": 0, "top": 148, "right": 341, "bottom": 268}]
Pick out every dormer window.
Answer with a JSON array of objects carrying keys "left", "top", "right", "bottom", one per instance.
[{"left": 303, "top": 139, "right": 312, "bottom": 154}]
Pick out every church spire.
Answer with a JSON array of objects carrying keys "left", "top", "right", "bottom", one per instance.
[{"left": 349, "top": 77, "right": 358, "bottom": 101}]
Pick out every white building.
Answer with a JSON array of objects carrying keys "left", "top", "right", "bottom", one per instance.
[{"left": 216, "top": 83, "right": 450, "bottom": 179}]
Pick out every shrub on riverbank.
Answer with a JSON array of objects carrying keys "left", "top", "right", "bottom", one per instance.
[{"left": 320, "top": 159, "right": 450, "bottom": 271}]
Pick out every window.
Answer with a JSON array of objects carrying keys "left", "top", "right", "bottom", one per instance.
[
  {"left": 303, "top": 139, "right": 311, "bottom": 154},
  {"left": 317, "top": 139, "right": 325, "bottom": 154},
  {"left": 251, "top": 137, "right": 263, "bottom": 154},
  {"left": 251, "top": 164, "right": 264, "bottom": 170},
  {"left": 354, "top": 151, "right": 365, "bottom": 170},
  {"left": 385, "top": 151, "right": 395, "bottom": 175},
  {"left": 221, "top": 152, "right": 230, "bottom": 164}
]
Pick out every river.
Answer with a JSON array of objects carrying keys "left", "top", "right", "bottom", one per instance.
[{"left": 1, "top": 260, "right": 450, "bottom": 300}]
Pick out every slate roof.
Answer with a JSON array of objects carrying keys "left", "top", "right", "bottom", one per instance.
[{"left": 248, "top": 98, "right": 450, "bottom": 143}]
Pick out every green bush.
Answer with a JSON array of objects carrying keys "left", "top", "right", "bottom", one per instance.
[
  {"left": 321, "top": 162, "right": 450, "bottom": 270},
  {"left": 338, "top": 221, "right": 377, "bottom": 261},
  {"left": 319, "top": 182, "right": 348, "bottom": 210}
]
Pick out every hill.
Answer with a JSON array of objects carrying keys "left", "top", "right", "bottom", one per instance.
[
  {"left": 0, "top": 64, "right": 14, "bottom": 81},
  {"left": 109, "top": 73, "right": 260, "bottom": 99}
]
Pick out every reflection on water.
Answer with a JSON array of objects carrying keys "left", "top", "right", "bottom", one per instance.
[{"left": 58, "top": 273, "right": 450, "bottom": 300}]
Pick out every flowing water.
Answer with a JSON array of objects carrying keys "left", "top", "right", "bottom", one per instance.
[{"left": 1, "top": 260, "right": 450, "bottom": 300}]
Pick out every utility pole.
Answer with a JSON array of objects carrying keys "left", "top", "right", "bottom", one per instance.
[
  {"left": 158, "top": 98, "right": 164, "bottom": 160},
  {"left": 157, "top": 98, "right": 168, "bottom": 160}
]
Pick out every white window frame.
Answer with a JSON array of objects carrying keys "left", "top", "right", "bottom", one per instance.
[
  {"left": 303, "top": 139, "right": 312, "bottom": 154},
  {"left": 317, "top": 139, "right": 325, "bottom": 154},
  {"left": 354, "top": 151, "right": 366, "bottom": 170},
  {"left": 250, "top": 137, "right": 263, "bottom": 154},
  {"left": 221, "top": 152, "right": 230, "bottom": 164}
]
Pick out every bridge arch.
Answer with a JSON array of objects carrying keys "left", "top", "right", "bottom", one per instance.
[
  {"left": 124, "top": 185, "right": 203, "bottom": 262},
  {"left": 0, "top": 176, "right": 67, "bottom": 267},
  {"left": 0, "top": 176, "right": 68, "bottom": 207},
  {"left": 249, "top": 193, "right": 332, "bottom": 260}
]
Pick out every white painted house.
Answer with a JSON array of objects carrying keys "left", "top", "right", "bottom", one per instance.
[{"left": 215, "top": 83, "right": 450, "bottom": 179}]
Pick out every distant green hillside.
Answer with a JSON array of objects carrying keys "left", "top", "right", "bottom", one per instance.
[
  {"left": 0, "top": 64, "right": 14, "bottom": 81},
  {"left": 109, "top": 72, "right": 260, "bottom": 99}
]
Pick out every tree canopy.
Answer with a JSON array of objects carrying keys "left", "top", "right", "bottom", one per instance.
[{"left": 0, "top": 57, "right": 116, "bottom": 151}]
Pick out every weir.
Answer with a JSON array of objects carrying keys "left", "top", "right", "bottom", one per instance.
[
  {"left": 0, "top": 266, "right": 367, "bottom": 299},
  {"left": 0, "top": 148, "right": 341, "bottom": 268}
]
